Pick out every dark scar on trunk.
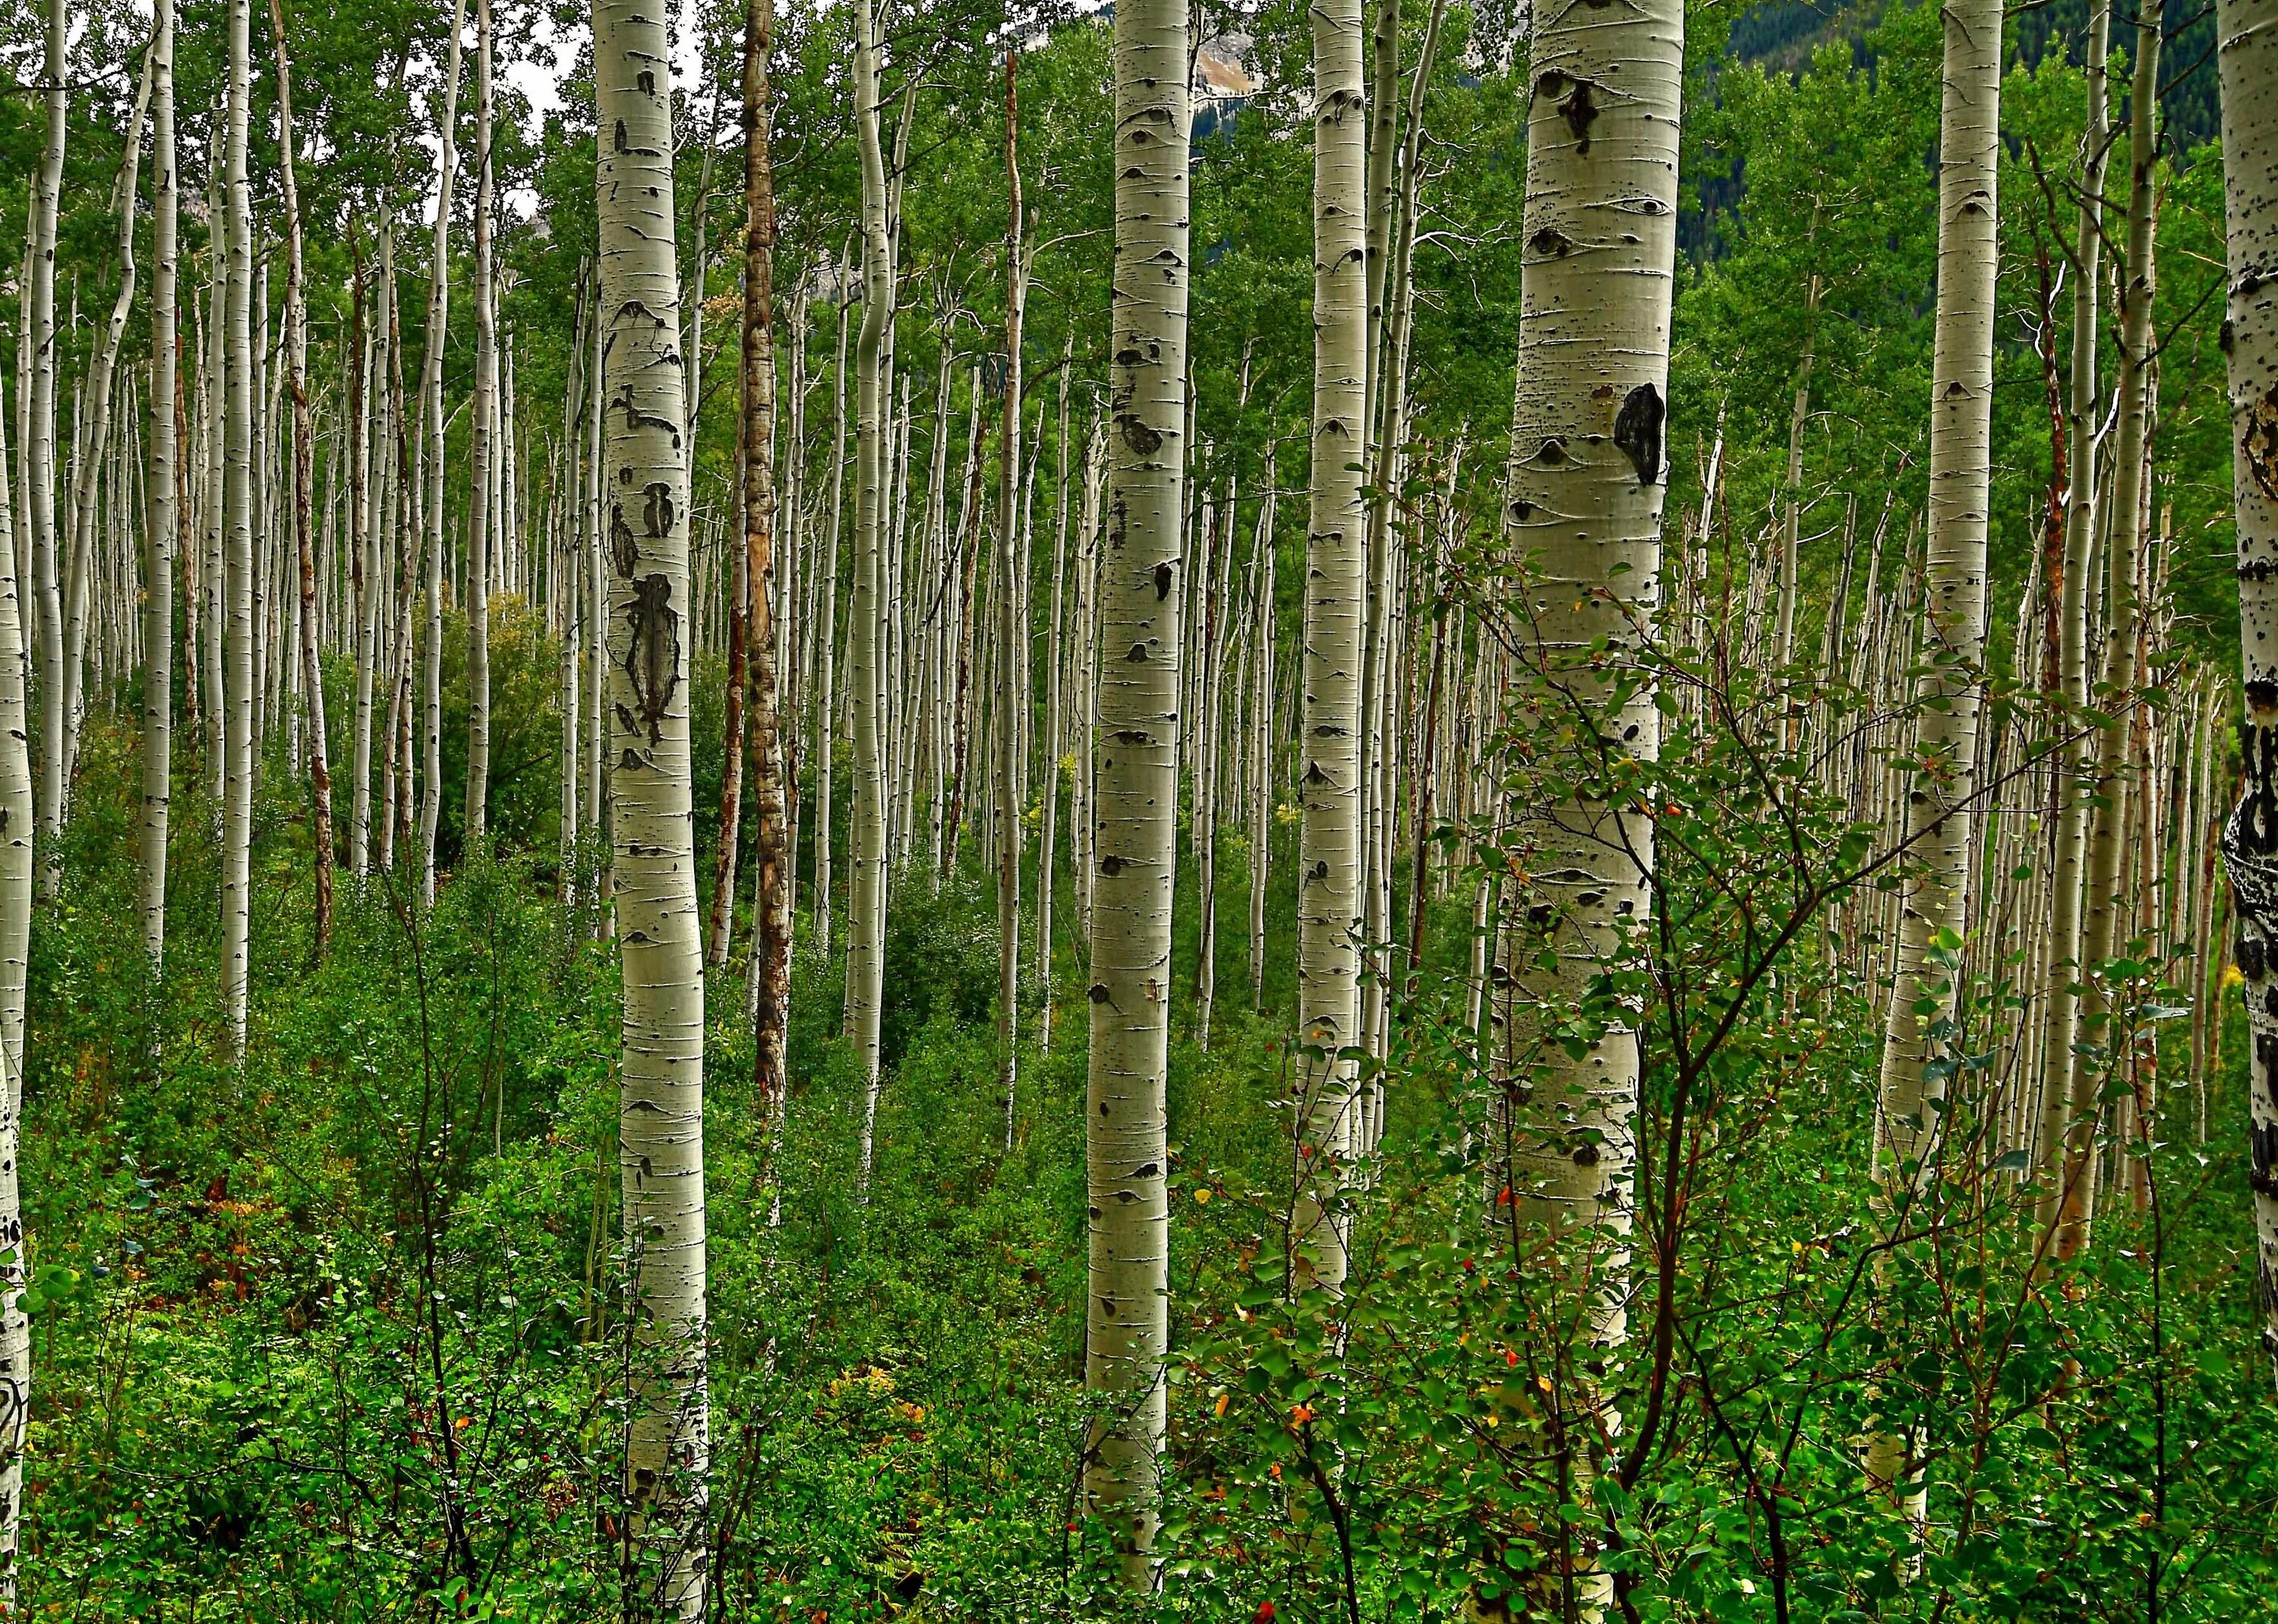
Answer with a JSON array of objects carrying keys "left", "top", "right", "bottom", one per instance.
[{"left": 621, "top": 574, "right": 682, "bottom": 746}]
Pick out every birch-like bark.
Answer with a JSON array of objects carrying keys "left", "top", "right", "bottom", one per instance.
[
  {"left": 995, "top": 50, "right": 1025, "bottom": 1143},
  {"left": 1772, "top": 271, "right": 1822, "bottom": 670},
  {"left": 27, "top": 0, "right": 66, "bottom": 894},
  {"left": 1084, "top": 0, "right": 1187, "bottom": 1576},
  {"left": 1863, "top": 0, "right": 2000, "bottom": 1516},
  {"left": 141, "top": 0, "right": 178, "bottom": 963},
  {"left": 61, "top": 46, "right": 154, "bottom": 812},
  {"left": 596, "top": 0, "right": 709, "bottom": 1606},
  {"left": 1294, "top": 0, "right": 1368, "bottom": 1294},
  {"left": 847, "top": 0, "right": 894, "bottom": 1191},
  {"left": 2032, "top": 0, "right": 2110, "bottom": 1243},
  {"left": 2217, "top": 0, "right": 2278, "bottom": 1392},
  {"left": 1038, "top": 344, "right": 1071, "bottom": 1045},
  {"left": 219, "top": 0, "right": 257, "bottom": 1057},
  {"left": 2056, "top": 0, "right": 2161, "bottom": 1260},
  {"left": 421, "top": 0, "right": 469, "bottom": 909},
  {"left": 271, "top": 0, "right": 332, "bottom": 953},
  {"left": 351, "top": 247, "right": 378, "bottom": 878},
  {"left": 814, "top": 282, "right": 849, "bottom": 954},
  {"left": 465, "top": 0, "right": 497, "bottom": 849},
  {"left": 1250, "top": 449, "right": 1276, "bottom": 1011},
  {"left": 0, "top": 297, "right": 33, "bottom": 1619},
  {"left": 743, "top": 0, "right": 792, "bottom": 1154},
  {"left": 1496, "top": 0, "right": 1683, "bottom": 1604}
]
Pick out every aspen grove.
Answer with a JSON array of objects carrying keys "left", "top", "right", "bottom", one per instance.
[{"left": 9, "top": 0, "right": 2278, "bottom": 1615}]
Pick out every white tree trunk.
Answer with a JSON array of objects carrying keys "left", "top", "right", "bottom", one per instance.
[
  {"left": 1293, "top": 0, "right": 1368, "bottom": 1296},
  {"left": 140, "top": 0, "right": 178, "bottom": 963},
  {"left": 219, "top": 0, "right": 257, "bottom": 1057},
  {"left": 1084, "top": 0, "right": 1188, "bottom": 1578},
  {"left": 420, "top": 0, "right": 468, "bottom": 910},
  {"left": 1863, "top": 0, "right": 2001, "bottom": 1525},
  {"left": 847, "top": 0, "right": 894, "bottom": 1191},
  {"left": 27, "top": 0, "right": 67, "bottom": 897},
  {"left": 595, "top": 0, "right": 710, "bottom": 1605},
  {"left": 1496, "top": 0, "right": 1683, "bottom": 1604},
  {"left": 2214, "top": 0, "right": 2278, "bottom": 1391},
  {"left": 465, "top": 0, "right": 497, "bottom": 849}
]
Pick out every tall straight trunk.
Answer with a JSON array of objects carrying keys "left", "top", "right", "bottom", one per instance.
[
  {"left": 1773, "top": 271, "right": 1822, "bottom": 669},
  {"left": 1037, "top": 342, "right": 1071, "bottom": 1045},
  {"left": 271, "top": 0, "right": 332, "bottom": 954},
  {"left": 219, "top": 0, "right": 257, "bottom": 1057},
  {"left": 421, "top": 0, "right": 468, "bottom": 908},
  {"left": 2217, "top": 0, "right": 2278, "bottom": 1390},
  {"left": 2033, "top": 0, "right": 2111, "bottom": 1240},
  {"left": 1084, "top": 0, "right": 1188, "bottom": 1577},
  {"left": 141, "top": 0, "right": 178, "bottom": 964},
  {"left": 815, "top": 283, "right": 848, "bottom": 955},
  {"left": 560, "top": 272, "right": 589, "bottom": 901},
  {"left": 465, "top": 0, "right": 496, "bottom": 850},
  {"left": 1294, "top": 0, "right": 1368, "bottom": 1293},
  {"left": 2056, "top": 0, "right": 2162, "bottom": 1260},
  {"left": 27, "top": 0, "right": 66, "bottom": 894},
  {"left": 1250, "top": 449, "right": 1276, "bottom": 1011},
  {"left": 351, "top": 247, "right": 378, "bottom": 878},
  {"left": 847, "top": 0, "right": 894, "bottom": 1189},
  {"left": 595, "top": 0, "right": 709, "bottom": 1607},
  {"left": 1864, "top": 0, "right": 2001, "bottom": 1518},
  {"left": 62, "top": 49, "right": 154, "bottom": 812},
  {"left": 0, "top": 358, "right": 31, "bottom": 1613},
  {"left": 708, "top": 457, "right": 752, "bottom": 966},
  {"left": 743, "top": 0, "right": 792, "bottom": 1151},
  {"left": 995, "top": 51, "right": 1025, "bottom": 1145},
  {"left": 1496, "top": 0, "right": 1683, "bottom": 1604}
]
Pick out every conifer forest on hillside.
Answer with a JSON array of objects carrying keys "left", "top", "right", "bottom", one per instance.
[{"left": 8, "top": 0, "right": 2278, "bottom": 1613}]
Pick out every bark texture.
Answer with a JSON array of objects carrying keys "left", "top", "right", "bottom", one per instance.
[
  {"left": 595, "top": 0, "right": 710, "bottom": 1607},
  {"left": 1084, "top": 0, "right": 1188, "bottom": 1578}
]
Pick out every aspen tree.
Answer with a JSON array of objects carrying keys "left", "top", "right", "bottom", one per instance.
[
  {"left": 465, "top": 0, "right": 497, "bottom": 849},
  {"left": 1250, "top": 449, "right": 1276, "bottom": 1011},
  {"left": 744, "top": 0, "right": 793, "bottom": 1139},
  {"left": 2214, "top": 0, "right": 2278, "bottom": 1387},
  {"left": 813, "top": 280, "right": 848, "bottom": 954},
  {"left": 995, "top": 50, "right": 1024, "bottom": 1141},
  {"left": 2032, "top": 0, "right": 2111, "bottom": 1242},
  {"left": 560, "top": 273, "right": 588, "bottom": 901},
  {"left": 62, "top": 47, "right": 154, "bottom": 812},
  {"left": 0, "top": 309, "right": 31, "bottom": 1622},
  {"left": 1294, "top": 0, "right": 1368, "bottom": 1291},
  {"left": 1495, "top": 0, "right": 1683, "bottom": 1601},
  {"left": 847, "top": 0, "right": 893, "bottom": 1190},
  {"left": 1863, "top": 0, "right": 2001, "bottom": 1527},
  {"left": 1084, "top": 0, "right": 1188, "bottom": 1574},
  {"left": 218, "top": 0, "right": 257, "bottom": 1056},
  {"left": 27, "top": 0, "right": 65, "bottom": 891},
  {"left": 1038, "top": 348, "right": 1074, "bottom": 1046},
  {"left": 140, "top": 0, "right": 178, "bottom": 963},
  {"left": 420, "top": 0, "right": 468, "bottom": 909},
  {"left": 271, "top": 0, "right": 331, "bottom": 954},
  {"left": 351, "top": 248, "right": 378, "bottom": 879},
  {"left": 595, "top": 0, "right": 710, "bottom": 1604},
  {"left": 2056, "top": 0, "right": 2162, "bottom": 1259}
]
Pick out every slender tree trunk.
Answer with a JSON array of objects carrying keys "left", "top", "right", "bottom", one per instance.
[
  {"left": 27, "top": 0, "right": 67, "bottom": 897},
  {"left": 595, "top": 0, "right": 710, "bottom": 1607},
  {"left": 814, "top": 282, "right": 848, "bottom": 957},
  {"left": 1773, "top": 270, "right": 1822, "bottom": 669},
  {"left": 141, "top": 0, "right": 178, "bottom": 964},
  {"left": 1038, "top": 342, "right": 1071, "bottom": 1046},
  {"left": 465, "top": 0, "right": 496, "bottom": 850},
  {"left": 270, "top": 0, "right": 331, "bottom": 954},
  {"left": 1294, "top": 0, "right": 1368, "bottom": 1293},
  {"left": 995, "top": 51, "right": 1024, "bottom": 1146},
  {"left": 1863, "top": 0, "right": 2001, "bottom": 1526},
  {"left": 847, "top": 0, "right": 894, "bottom": 1193},
  {"left": 1250, "top": 449, "right": 1276, "bottom": 1012},
  {"left": 219, "top": 0, "right": 257, "bottom": 1057},
  {"left": 0, "top": 270, "right": 33, "bottom": 1624},
  {"left": 1495, "top": 0, "right": 1683, "bottom": 1604},
  {"left": 2033, "top": 0, "right": 2111, "bottom": 1242},
  {"left": 420, "top": 0, "right": 467, "bottom": 907},
  {"left": 2057, "top": 0, "right": 2163, "bottom": 1260},
  {"left": 743, "top": 0, "right": 792, "bottom": 1159},
  {"left": 1084, "top": 0, "right": 1188, "bottom": 1578}
]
